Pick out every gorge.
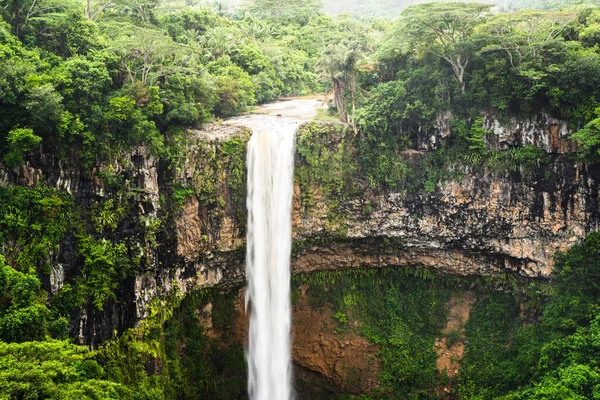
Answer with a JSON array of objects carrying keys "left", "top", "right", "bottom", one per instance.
[
  {"left": 3, "top": 1, "right": 600, "bottom": 399},
  {"left": 2, "top": 97, "right": 600, "bottom": 398}
]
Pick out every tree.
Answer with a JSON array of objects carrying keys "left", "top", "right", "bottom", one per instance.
[
  {"left": 316, "top": 43, "right": 361, "bottom": 123},
  {"left": 571, "top": 106, "right": 600, "bottom": 159},
  {"left": 244, "top": 0, "right": 322, "bottom": 25},
  {"left": 161, "top": 72, "right": 216, "bottom": 126},
  {"left": 477, "top": 11, "right": 576, "bottom": 69},
  {"left": 51, "top": 54, "right": 112, "bottom": 115},
  {"left": 23, "top": 83, "right": 64, "bottom": 132},
  {"left": 107, "top": 24, "right": 194, "bottom": 85},
  {"left": 197, "top": 25, "right": 242, "bottom": 60},
  {"left": 0, "top": 0, "right": 82, "bottom": 44},
  {"left": 77, "top": 236, "right": 130, "bottom": 311},
  {"left": 0, "top": 0, "right": 59, "bottom": 39},
  {"left": 3, "top": 128, "right": 42, "bottom": 168},
  {"left": 113, "top": 0, "right": 161, "bottom": 23},
  {"left": 399, "top": 2, "right": 491, "bottom": 93},
  {"left": 208, "top": 56, "right": 255, "bottom": 116},
  {"left": 0, "top": 255, "right": 53, "bottom": 342}
]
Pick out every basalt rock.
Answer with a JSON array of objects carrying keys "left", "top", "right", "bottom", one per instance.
[
  {"left": 291, "top": 157, "right": 599, "bottom": 278},
  {"left": 417, "top": 111, "right": 579, "bottom": 153},
  {"left": 1, "top": 113, "right": 598, "bottom": 348},
  {"left": 181, "top": 122, "right": 599, "bottom": 284}
]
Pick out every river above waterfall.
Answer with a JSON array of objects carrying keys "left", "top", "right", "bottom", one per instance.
[{"left": 224, "top": 96, "right": 324, "bottom": 133}]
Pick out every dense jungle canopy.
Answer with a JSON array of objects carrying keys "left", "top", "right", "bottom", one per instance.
[{"left": 3, "top": 0, "right": 600, "bottom": 398}]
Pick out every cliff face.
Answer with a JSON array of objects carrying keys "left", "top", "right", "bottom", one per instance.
[
  {"left": 291, "top": 158, "right": 598, "bottom": 278},
  {"left": 0, "top": 144, "right": 163, "bottom": 345},
  {"left": 224, "top": 287, "right": 383, "bottom": 395},
  {"left": 179, "top": 118, "right": 599, "bottom": 287},
  {"left": 0, "top": 112, "right": 598, "bottom": 346},
  {"left": 167, "top": 117, "right": 600, "bottom": 393}
]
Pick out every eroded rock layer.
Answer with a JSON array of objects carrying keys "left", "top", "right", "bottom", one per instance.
[
  {"left": 1, "top": 117, "right": 598, "bottom": 345},
  {"left": 292, "top": 158, "right": 599, "bottom": 278}
]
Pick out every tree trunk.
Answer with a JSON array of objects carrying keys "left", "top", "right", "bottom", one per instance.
[
  {"left": 452, "top": 54, "right": 467, "bottom": 94},
  {"left": 333, "top": 79, "right": 347, "bottom": 123}
]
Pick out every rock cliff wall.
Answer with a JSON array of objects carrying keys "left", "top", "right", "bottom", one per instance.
[
  {"left": 0, "top": 114, "right": 598, "bottom": 346},
  {"left": 179, "top": 120, "right": 599, "bottom": 287},
  {"left": 292, "top": 157, "right": 599, "bottom": 278}
]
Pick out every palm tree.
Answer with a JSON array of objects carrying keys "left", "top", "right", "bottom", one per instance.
[{"left": 316, "top": 43, "right": 361, "bottom": 123}]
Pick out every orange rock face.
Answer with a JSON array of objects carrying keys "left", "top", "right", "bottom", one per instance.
[{"left": 227, "top": 287, "right": 382, "bottom": 394}]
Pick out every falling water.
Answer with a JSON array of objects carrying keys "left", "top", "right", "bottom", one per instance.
[{"left": 246, "top": 128, "right": 295, "bottom": 400}]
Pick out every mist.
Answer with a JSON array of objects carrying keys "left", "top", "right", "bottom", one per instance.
[
  {"left": 189, "top": 0, "right": 600, "bottom": 19},
  {"left": 322, "top": 0, "right": 600, "bottom": 18}
]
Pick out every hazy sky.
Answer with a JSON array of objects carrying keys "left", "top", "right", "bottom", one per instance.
[
  {"left": 321, "top": 0, "right": 598, "bottom": 18},
  {"left": 195, "top": 0, "right": 599, "bottom": 19}
]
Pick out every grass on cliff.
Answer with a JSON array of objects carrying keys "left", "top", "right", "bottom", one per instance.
[{"left": 314, "top": 107, "right": 341, "bottom": 122}]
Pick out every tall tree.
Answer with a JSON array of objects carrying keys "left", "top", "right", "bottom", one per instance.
[
  {"left": 316, "top": 43, "right": 361, "bottom": 123},
  {"left": 399, "top": 2, "right": 491, "bottom": 93},
  {"left": 113, "top": 0, "right": 161, "bottom": 23},
  {"left": 244, "top": 0, "right": 321, "bottom": 24},
  {"left": 197, "top": 26, "right": 242, "bottom": 60},
  {"left": 477, "top": 10, "right": 577, "bottom": 69},
  {"left": 107, "top": 24, "right": 194, "bottom": 85},
  {"left": 0, "top": 0, "right": 78, "bottom": 40}
]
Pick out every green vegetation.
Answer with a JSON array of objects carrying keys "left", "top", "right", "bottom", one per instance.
[
  {"left": 94, "top": 288, "right": 247, "bottom": 400},
  {"left": 295, "top": 122, "right": 358, "bottom": 231},
  {"left": 1, "top": 286, "right": 247, "bottom": 400},
  {"left": 348, "top": 3, "right": 600, "bottom": 189},
  {"left": 0, "top": 340, "right": 129, "bottom": 399},
  {"left": 290, "top": 266, "right": 531, "bottom": 398},
  {"left": 288, "top": 2, "right": 593, "bottom": 194},
  {"left": 458, "top": 232, "right": 600, "bottom": 399},
  {"left": 3, "top": 1, "right": 600, "bottom": 399},
  {"left": 0, "top": 254, "right": 66, "bottom": 342},
  {"left": 162, "top": 290, "right": 246, "bottom": 399},
  {"left": 0, "top": 186, "right": 74, "bottom": 342},
  {"left": 3, "top": 127, "right": 42, "bottom": 168},
  {"left": 0, "top": 0, "right": 378, "bottom": 170},
  {"left": 291, "top": 233, "right": 600, "bottom": 398},
  {"left": 295, "top": 268, "right": 453, "bottom": 398},
  {"left": 0, "top": 183, "right": 150, "bottom": 322}
]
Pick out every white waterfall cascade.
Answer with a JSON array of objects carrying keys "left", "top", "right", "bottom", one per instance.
[{"left": 246, "top": 128, "right": 295, "bottom": 400}]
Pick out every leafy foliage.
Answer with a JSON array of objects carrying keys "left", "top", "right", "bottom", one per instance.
[
  {"left": 76, "top": 236, "right": 130, "bottom": 311},
  {"left": 0, "top": 255, "right": 53, "bottom": 343},
  {"left": 3, "top": 127, "right": 42, "bottom": 168},
  {"left": 0, "top": 340, "right": 128, "bottom": 399},
  {"left": 459, "top": 232, "right": 600, "bottom": 399},
  {"left": 0, "top": 0, "right": 337, "bottom": 170},
  {"left": 294, "top": 267, "right": 453, "bottom": 398}
]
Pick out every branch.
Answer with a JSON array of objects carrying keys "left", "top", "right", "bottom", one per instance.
[{"left": 90, "top": 0, "right": 115, "bottom": 22}]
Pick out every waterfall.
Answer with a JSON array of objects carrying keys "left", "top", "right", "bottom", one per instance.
[{"left": 246, "top": 128, "right": 295, "bottom": 400}]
